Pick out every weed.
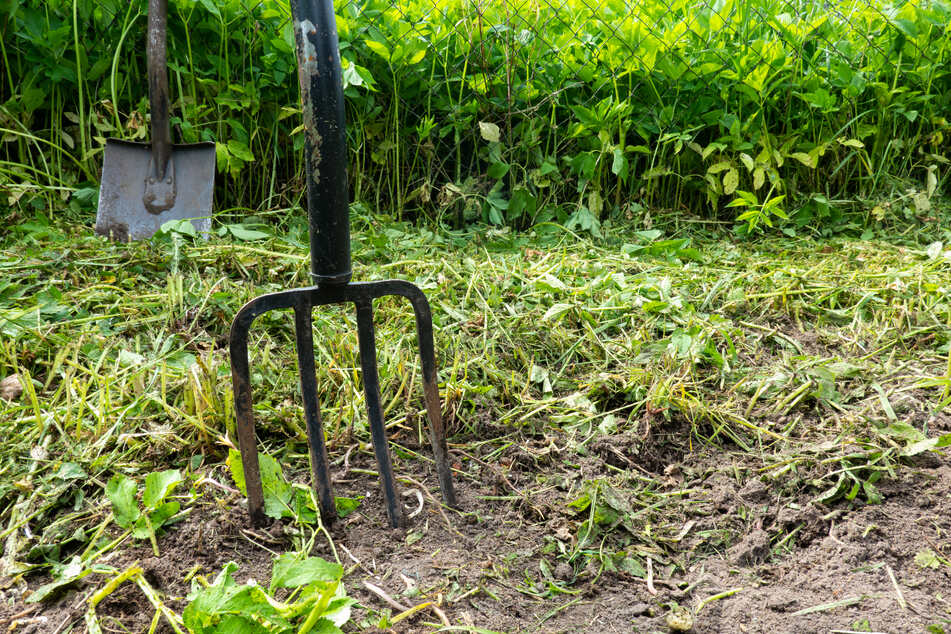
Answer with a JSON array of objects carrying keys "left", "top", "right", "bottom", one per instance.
[{"left": 106, "top": 469, "right": 184, "bottom": 556}]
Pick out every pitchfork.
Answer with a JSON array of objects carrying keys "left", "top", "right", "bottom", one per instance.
[{"left": 229, "top": 0, "right": 457, "bottom": 528}]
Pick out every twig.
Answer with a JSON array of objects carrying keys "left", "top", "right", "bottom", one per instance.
[
  {"left": 333, "top": 444, "right": 357, "bottom": 482},
  {"left": 791, "top": 596, "right": 865, "bottom": 616},
  {"left": 7, "top": 616, "right": 48, "bottom": 629},
  {"left": 196, "top": 476, "right": 239, "bottom": 495},
  {"left": 885, "top": 565, "right": 907, "bottom": 611},
  {"left": 390, "top": 601, "right": 434, "bottom": 625},
  {"left": 239, "top": 529, "right": 281, "bottom": 556},
  {"left": 403, "top": 488, "right": 424, "bottom": 518},
  {"left": 675, "top": 566, "right": 706, "bottom": 598},
  {"left": 0, "top": 605, "right": 36, "bottom": 626},
  {"left": 363, "top": 580, "right": 410, "bottom": 612},
  {"left": 398, "top": 475, "right": 462, "bottom": 537},
  {"left": 646, "top": 557, "right": 657, "bottom": 595},
  {"left": 430, "top": 603, "right": 451, "bottom": 627}
]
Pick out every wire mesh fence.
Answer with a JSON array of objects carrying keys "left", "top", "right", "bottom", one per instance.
[
  {"left": 328, "top": 0, "right": 949, "bottom": 230},
  {"left": 1, "top": 0, "right": 948, "bottom": 229}
]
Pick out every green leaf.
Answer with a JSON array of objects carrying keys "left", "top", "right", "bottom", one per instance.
[
  {"left": 227, "top": 449, "right": 295, "bottom": 520},
  {"left": 227, "top": 224, "right": 271, "bottom": 241},
  {"left": 197, "top": 0, "right": 221, "bottom": 19},
  {"left": 722, "top": 168, "right": 739, "bottom": 195},
  {"left": 487, "top": 161, "right": 509, "bottom": 179},
  {"left": 54, "top": 462, "right": 87, "bottom": 481},
  {"left": 902, "top": 437, "right": 939, "bottom": 456},
  {"left": 106, "top": 474, "right": 140, "bottom": 529},
  {"left": 270, "top": 554, "right": 343, "bottom": 591},
  {"left": 542, "top": 302, "right": 573, "bottom": 322},
  {"left": 133, "top": 500, "right": 180, "bottom": 539},
  {"left": 227, "top": 449, "right": 247, "bottom": 493},
  {"left": 739, "top": 153, "right": 754, "bottom": 172},
  {"left": 789, "top": 152, "right": 815, "bottom": 168},
  {"left": 160, "top": 218, "right": 197, "bottom": 237},
  {"left": 536, "top": 274, "right": 566, "bottom": 292},
  {"left": 184, "top": 563, "right": 274, "bottom": 634},
  {"left": 479, "top": 121, "right": 501, "bottom": 143},
  {"left": 364, "top": 39, "right": 391, "bottom": 61},
  {"left": 27, "top": 557, "right": 89, "bottom": 603},
  {"left": 117, "top": 349, "right": 145, "bottom": 367},
  {"left": 839, "top": 138, "right": 865, "bottom": 149},
  {"left": 405, "top": 47, "right": 426, "bottom": 65},
  {"left": 617, "top": 556, "right": 646, "bottom": 578},
  {"left": 214, "top": 141, "right": 230, "bottom": 174},
  {"left": 334, "top": 496, "right": 362, "bottom": 519},
  {"left": 915, "top": 548, "right": 941, "bottom": 569},
  {"left": 143, "top": 469, "right": 183, "bottom": 509},
  {"left": 814, "top": 473, "right": 847, "bottom": 505},
  {"left": 611, "top": 149, "right": 628, "bottom": 180},
  {"left": 862, "top": 480, "right": 883, "bottom": 505},
  {"left": 226, "top": 139, "right": 254, "bottom": 163}
]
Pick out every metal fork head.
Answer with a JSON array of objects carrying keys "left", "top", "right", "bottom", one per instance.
[{"left": 229, "top": 280, "right": 457, "bottom": 529}]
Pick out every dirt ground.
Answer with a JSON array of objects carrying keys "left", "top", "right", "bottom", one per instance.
[{"left": 2, "top": 412, "right": 950, "bottom": 634}]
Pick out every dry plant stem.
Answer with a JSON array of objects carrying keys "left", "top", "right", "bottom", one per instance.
[
  {"left": 363, "top": 579, "right": 410, "bottom": 611},
  {"left": 135, "top": 573, "right": 186, "bottom": 634},
  {"left": 1, "top": 434, "right": 51, "bottom": 575},
  {"left": 398, "top": 475, "right": 461, "bottom": 537},
  {"left": 0, "top": 605, "right": 36, "bottom": 626},
  {"left": 390, "top": 601, "right": 433, "bottom": 625},
  {"left": 430, "top": 604, "right": 452, "bottom": 627},
  {"left": 646, "top": 556, "right": 657, "bottom": 595},
  {"left": 362, "top": 579, "right": 452, "bottom": 627},
  {"left": 885, "top": 565, "right": 907, "bottom": 611},
  {"left": 695, "top": 587, "right": 743, "bottom": 613}
]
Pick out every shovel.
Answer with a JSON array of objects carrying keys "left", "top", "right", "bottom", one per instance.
[{"left": 95, "top": 0, "right": 215, "bottom": 241}]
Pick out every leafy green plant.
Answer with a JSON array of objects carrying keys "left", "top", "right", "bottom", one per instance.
[
  {"left": 227, "top": 449, "right": 362, "bottom": 523},
  {"left": 727, "top": 191, "right": 789, "bottom": 234},
  {"left": 3, "top": 0, "right": 950, "bottom": 232},
  {"left": 183, "top": 554, "right": 354, "bottom": 634},
  {"left": 227, "top": 449, "right": 314, "bottom": 522},
  {"left": 105, "top": 469, "right": 183, "bottom": 556}
]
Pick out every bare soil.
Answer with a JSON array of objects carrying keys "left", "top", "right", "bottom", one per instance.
[{"left": 3, "top": 416, "right": 950, "bottom": 634}]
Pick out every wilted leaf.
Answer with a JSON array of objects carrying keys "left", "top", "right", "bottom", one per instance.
[
  {"left": 789, "top": 152, "right": 816, "bottom": 168},
  {"left": 723, "top": 168, "right": 739, "bottom": 195},
  {"left": 479, "top": 121, "right": 500, "bottom": 143}
]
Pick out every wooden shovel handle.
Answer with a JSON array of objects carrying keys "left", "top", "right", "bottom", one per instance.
[{"left": 147, "top": 0, "right": 171, "bottom": 180}]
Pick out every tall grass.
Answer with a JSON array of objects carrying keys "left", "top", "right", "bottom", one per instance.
[{"left": 0, "top": 0, "right": 948, "bottom": 233}]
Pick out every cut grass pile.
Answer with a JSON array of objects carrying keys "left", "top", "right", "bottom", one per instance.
[{"left": 0, "top": 205, "right": 950, "bottom": 629}]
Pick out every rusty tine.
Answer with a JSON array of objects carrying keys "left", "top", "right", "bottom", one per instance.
[{"left": 229, "top": 0, "right": 457, "bottom": 528}]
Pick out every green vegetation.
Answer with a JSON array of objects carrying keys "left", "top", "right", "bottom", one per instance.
[
  {"left": 2, "top": 0, "right": 948, "bottom": 232},
  {"left": 2, "top": 0, "right": 951, "bottom": 629},
  {"left": 1, "top": 207, "right": 950, "bottom": 627}
]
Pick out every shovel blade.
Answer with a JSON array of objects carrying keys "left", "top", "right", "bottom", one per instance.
[{"left": 96, "top": 139, "right": 215, "bottom": 241}]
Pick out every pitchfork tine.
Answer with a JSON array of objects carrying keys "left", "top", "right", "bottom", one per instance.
[
  {"left": 355, "top": 298, "right": 403, "bottom": 528},
  {"left": 230, "top": 299, "right": 266, "bottom": 526},
  {"left": 404, "top": 287, "right": 457, "bottom": 508},
  {"left": 293, "top": 299, "right": 337, "bottom": 523}
]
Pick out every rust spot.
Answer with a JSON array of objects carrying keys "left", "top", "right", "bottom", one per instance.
[{"left": 95, "top": 220, "right": 129, "bottom": 242}]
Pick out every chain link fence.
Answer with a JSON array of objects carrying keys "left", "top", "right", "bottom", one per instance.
[{"left": 327, "top": 0, "right": 948, "bottom": 229}]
